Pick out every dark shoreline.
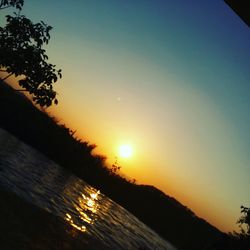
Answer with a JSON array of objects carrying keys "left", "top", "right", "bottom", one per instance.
[{"left": 0, "top": 82, "right": 223, "bottom": 249}]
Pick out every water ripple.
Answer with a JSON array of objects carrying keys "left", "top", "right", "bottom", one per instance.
[{"left": 0, "top": 128, "right": 176, "bottom": 250}]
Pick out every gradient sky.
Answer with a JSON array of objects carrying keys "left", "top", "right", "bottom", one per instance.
[{"left": 1, "top": 0, "right": 250, "bottom": 232}]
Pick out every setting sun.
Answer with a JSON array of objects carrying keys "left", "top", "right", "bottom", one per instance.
[{"left": 118, "top": 145, "right": 133, "bottom": 158}]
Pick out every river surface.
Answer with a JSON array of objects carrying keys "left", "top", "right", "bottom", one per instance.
[{"left": 0, "top": 128, "right": 176, "bottom": 250}]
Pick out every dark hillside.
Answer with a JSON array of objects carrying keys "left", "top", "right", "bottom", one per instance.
[{"left": 0, "top": 82, "right": 224, "bottom": 250}]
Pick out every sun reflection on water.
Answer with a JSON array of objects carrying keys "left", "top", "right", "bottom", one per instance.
[
  {"left": 64, "top": 190, "right": 100, "bottom": 232},
  {"left": 65, "top": 213, "right": 86, "bottom": 232}
]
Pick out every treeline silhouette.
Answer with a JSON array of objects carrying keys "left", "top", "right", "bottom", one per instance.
[{"left": 0, "top": 82, "right": 228, "bottom": 249}]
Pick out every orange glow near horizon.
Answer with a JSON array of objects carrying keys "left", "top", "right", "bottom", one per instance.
[
  {"left": 49, "top": 102, "right": 240, "bottom": 233},
  {"left": 3, "top": 78, "right": 242, "bottom": 233}
]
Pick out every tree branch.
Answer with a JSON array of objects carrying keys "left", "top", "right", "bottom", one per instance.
[
  {"left": 0, "top": 5, "right": 11, "bottom": 10},
  {"left": 1, "top": 72, "right": 13, "bottom": 81},
  {"left": 16, "top": 89, "right": 28, "bottom": 92}
]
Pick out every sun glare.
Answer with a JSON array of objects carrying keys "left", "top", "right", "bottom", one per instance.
[{"left": 118, "top": 145, "right": 133, "bottom": 158}]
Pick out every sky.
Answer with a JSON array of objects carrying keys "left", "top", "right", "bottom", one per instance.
[{"left": 1, "top": 0, "right": 250, "bottom": 232}]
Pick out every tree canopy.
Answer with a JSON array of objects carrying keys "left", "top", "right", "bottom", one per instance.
[
  {"left": 0, "top": 0, "right": 61, "bottom": 107},
  {"left": 237, "top": 205, "right": 250, "bottom": 237},
  {"left": 0, "top": 0, "right": 23, "bottom": 10}
]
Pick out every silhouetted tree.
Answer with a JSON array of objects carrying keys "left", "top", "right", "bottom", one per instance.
[
  {"left": 0, "top": 0, "right": 23, "bottom": 10},
  {"left": 0, "top": 0, "right": 61, "bottom": 107},
  {"left": 237, "top": 206, "right": 250, "bottom": 237},
  {"left": 110, "top": 157, "right": 121, "bottom": 174}
]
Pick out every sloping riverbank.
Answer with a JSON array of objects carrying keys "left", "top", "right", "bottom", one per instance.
[{"left": 0, "top": 82, "right": 223, "bottom": 249}]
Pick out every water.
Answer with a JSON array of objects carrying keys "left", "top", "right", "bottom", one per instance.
[{"left": 0, "top": 128, "right": 176, "bottom": 250}]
